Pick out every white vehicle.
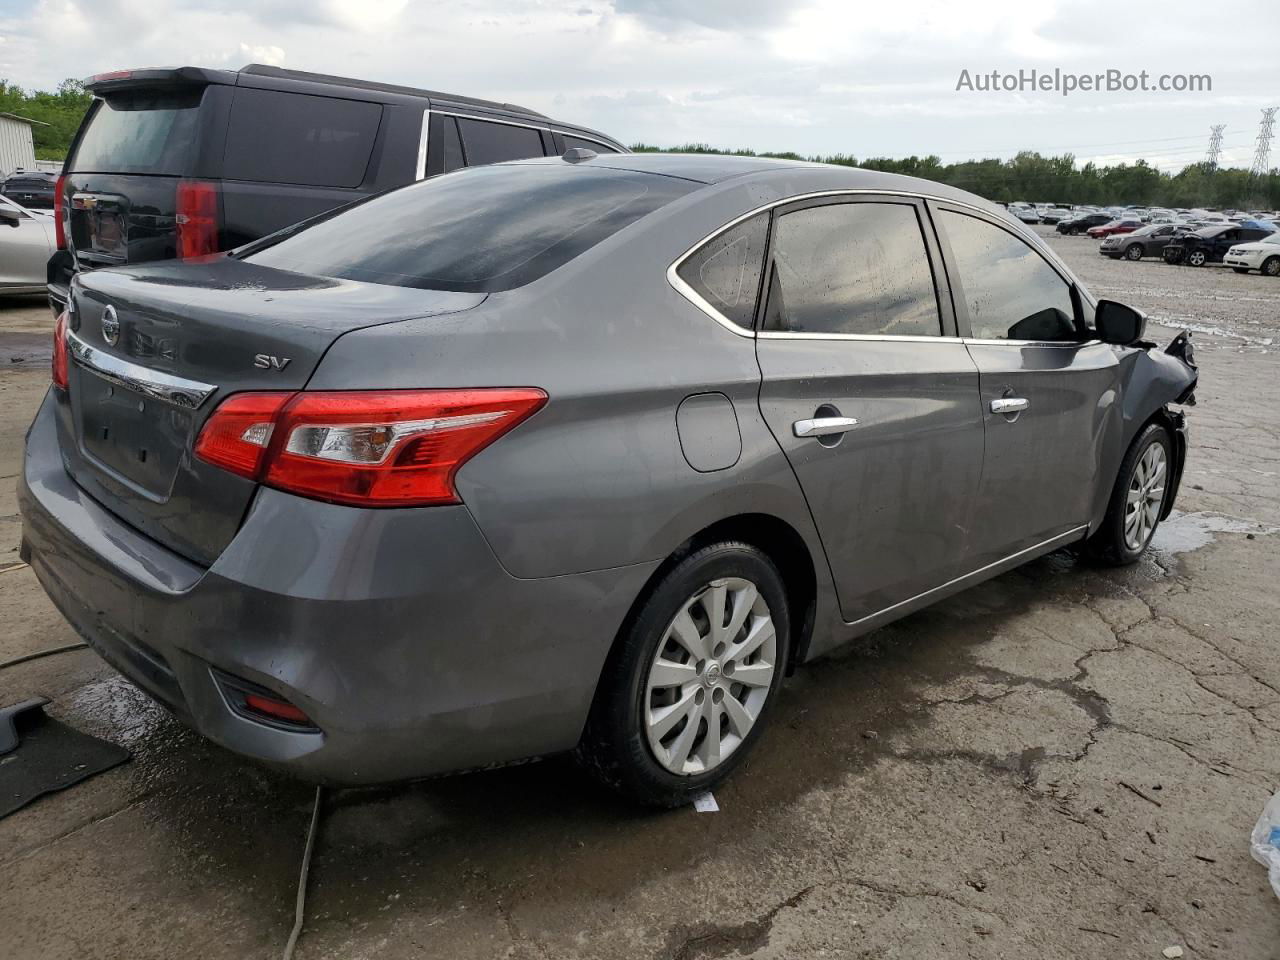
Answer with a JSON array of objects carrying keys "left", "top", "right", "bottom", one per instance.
[
  {"left": 0, "top": 195, "right": 55, "bottom": 294},
  {"left": 1224, "top": 233, "right": 1280, "bottom": 277},
  {"left": 1008, "top": 204, "right": 1040, "bottom": 224}
]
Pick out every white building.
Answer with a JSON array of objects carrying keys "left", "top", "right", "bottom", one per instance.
[{"left": 0, "top": 113, "right": 49, "bottom": 177}]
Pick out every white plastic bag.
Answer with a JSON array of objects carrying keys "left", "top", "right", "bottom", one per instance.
[{"left": 1250, "top": 790, "right": 1280, "bottom": 899}]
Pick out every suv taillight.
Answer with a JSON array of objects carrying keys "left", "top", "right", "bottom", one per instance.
[
  {"left": 175, "top": 180, "right": 220, "bottom": 259},
  {"left": 53, "top": 174, "right": 67, "bottom": 249},
  {"left": 195, "top": 389, "right": 548, "bottom": 507},
  {"left": 52, "top": 310, "right": 69, "bottom": 390}
]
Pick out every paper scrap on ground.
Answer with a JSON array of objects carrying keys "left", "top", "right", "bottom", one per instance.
[{"left": 693, "top": 791, "right": 719, "bottom": 813}]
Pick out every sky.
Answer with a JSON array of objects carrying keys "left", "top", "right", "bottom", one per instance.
[{"left": 0, "top": 0, "right": 1276, "bottom": 172}]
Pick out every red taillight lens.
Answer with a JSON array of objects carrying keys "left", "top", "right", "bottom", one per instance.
[
  {"left": 195, "top": 388, "right": 547, "bottom": 507},
  {"left": 175, "top": 179, "right": 220, "bottom": 259},
  {"left": 242, "top": 693, "right": 313, "bottom": 727},
  {"left": 53, "top": 174, "right": 67, "bottom": 249},
  {"left": 52, "top": 310, "right": 69, "bottom": 390}
]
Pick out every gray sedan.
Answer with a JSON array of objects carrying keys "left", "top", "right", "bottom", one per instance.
[
  {"left": 0, "top": 194, "right": 56, "bottom": 293},
  {"left": 19, "top": 154, "right": 1198, "bottom": 806}
]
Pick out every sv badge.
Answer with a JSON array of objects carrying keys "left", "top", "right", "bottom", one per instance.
[{"left": 253, "top": 354, "right": 292, "bottom": 371}]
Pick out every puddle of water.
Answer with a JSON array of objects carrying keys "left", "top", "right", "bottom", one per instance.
[{"left": 1151, "top": 509, "right": 1278, "bottom": 556}]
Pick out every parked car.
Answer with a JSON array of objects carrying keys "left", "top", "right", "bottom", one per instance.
[
  {"left": 1087, "top": 218, "right": 1144, "bottom": 239},
  {"left": 46, "top": 64, "right": 627, "bottom": 315},
  {"left": 1163, "top": 225, "right": 1274, "bottom": 266},
  {"left": 1009, "top": 205, "right": 1040, "bottom": 224},
  {"left": 1040, "top": 207, "right": 1071, "bottom": 224},
  {"left": 0, "top": 195, "right": 56, "bottom": 293},
  {"left": 1224, "top": 233, "right": 1280, "bottom": 276},
  {"left": 1099, "top": 223, "right": 1190, "bottom": 260},
  {"left": 1057, "top": 212, "right": 1113, "bottom": 235},
  {"left": 19, "top": 155, "right": 1198, "bottom": 805},
  {"left": 0, "top": 170, "right": 58, "bottom": 209}
]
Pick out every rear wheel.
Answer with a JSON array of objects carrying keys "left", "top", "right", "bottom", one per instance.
[
  {"left": 1263, "top": 256, "right": 1280, "bottom": 277},
  {"left": 1125, "top": 244, "right": 1144, "bottom": 261},
  {"left": 1067, "top": 227, "right": 1079, "bottom": 236},
  {"left": 577, "top": 542, "right": 790, "bottom": 807},
  {"left": 1085, "top": 423, "right": 1172, "bottom": 565}
]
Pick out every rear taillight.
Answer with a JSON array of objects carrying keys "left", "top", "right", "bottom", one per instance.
[
  {"left": 175, "top": 179, "right": 220, "bottom": 259},
  {"left": 53, "top": 174, "right": 67, "bottom": 249},
  {"left": 195, "top": 388, "right": 547, "bottom": 507},
  {"left": 52, "top": 311, "right": 69, "bottom": 390}
]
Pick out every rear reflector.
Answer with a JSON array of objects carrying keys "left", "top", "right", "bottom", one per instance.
[
  {"left": 242, "top": 693, "right": 313, "bottom": 727},
  {"left": 53, "top": 174, "right": 67, "bottom": 250},
  {"left": 195, "top": 388, "right": 547, "bottom": 507},
  {"left": 52, "top": 311, "right": 68, "bottom": 390},
  {"left": 175, "top": 179, "right": 220, "bottom": 259}
]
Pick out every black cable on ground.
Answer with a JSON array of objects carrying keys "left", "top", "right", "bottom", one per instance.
[
  {"left": 0, "top": 642, "right": 89, "bottom": 671},
  {"left": 283, "top": 785, "right": 325, "bottom": 960}
]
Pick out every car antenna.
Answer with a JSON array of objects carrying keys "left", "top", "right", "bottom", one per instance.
[{"left": 562, "top": 147, "right": 597, "bottom": 164}]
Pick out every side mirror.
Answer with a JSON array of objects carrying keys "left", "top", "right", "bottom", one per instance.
[
  {"left": 1095, "top": 299, "right": 1147, "bottom": 345},
  {"left": 0, "top": 206, "right": 21, "bottom": 227}
]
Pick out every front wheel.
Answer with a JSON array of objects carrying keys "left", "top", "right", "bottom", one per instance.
[
  {"left": 1125, "top": 244, "right": 1144, "bottom": 261},
  {"left": 1262, "top": 256, "right": 1280, "bottom": 277},
  {"left": 1187, "top": 250, "right": 1208, "bottom": 267},
  {"left": 1085, "top": 423, "right": 1173, "bottom": 566},
  {"left": 577, "top": 542, "right": 791, "bottom": 807}
]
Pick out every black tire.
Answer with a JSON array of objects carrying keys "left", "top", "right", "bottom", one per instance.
[
  {"left": 576, "top": 542, "right": 791, "bottom": 807},
  {"left": 1233, "top": 267, "right": 1250, "bottom": 274},
  {"left": 1263, "top": 256, "right": 1280, "bottom": 278},
  {"left": 1067, "top": 227, "right": 1079, "bottom": 236},
  {"left": 1125, "top": 244, "right": 1144, "bottom": 261},
  {"left": 1084, "top": 423, "right": 1173, "bottom": 566}
]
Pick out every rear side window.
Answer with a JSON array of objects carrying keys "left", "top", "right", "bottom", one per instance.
[
  {"left": 938, "top": 210, "right": 1077, "bottom": 342},
  {"left": 245, "top": 164, "right": 694, "bottom": 292},
  {"left": 562, "top": 134, "right": 618, "bottom": 154},
  {"left": 764, "top": 201, "right": 943, "bottom": 337},
  {"left": 68, "top": 91, "right": 202, "bottom": 175},
  {"left": 456, "top": 118, "right": 545, "bottom": 166},
  {"left": 675, "top": 214, "right": 768, "bottom": 329},
  {"left": 223, "top": 89, "right": 382, "bottom": 188},
  {"left": 441, "top": 117, "right": 465, "bottom": 173}
]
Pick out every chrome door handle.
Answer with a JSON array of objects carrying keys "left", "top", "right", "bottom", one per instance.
[
  {"left": 990, "top": 398, "right": 1029, "bottom": 414},
  {"left": 793, "top": 416, "right": 859, "bottom": 438}
]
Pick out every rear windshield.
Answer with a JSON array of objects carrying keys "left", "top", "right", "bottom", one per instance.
[
  {"left": 69, "top": 90, "right": 203, "bottom": 175},
  {"left": 244, "top": 163, "right": 694, "bottom": 292}
]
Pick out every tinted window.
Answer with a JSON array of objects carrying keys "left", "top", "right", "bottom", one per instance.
[
  {"left": 246, "top": 164, "right": 693, "bottom": 292},
  {"left": 224, "top": 89, "right": 381, "bottom": 188},
  {"left": 441, "top": 117, "right": 465, "bottom": 173},
  {"left": 562, "top": 134, "right": 618, "bottom": 154},
  {"left": 938, "top": 210, "right": 1077, "bottom": 342},
  {"left": 763, "top": 202, "right": 942, "bottom": 337},
  {"left": 69, "top": 91, "right": 202, "bottom": 175},
  {"left": 676, "top": 213, "right": 768, "bottom": 329},
  {"left": 456, "top": 118, "right": 545, "bottom": 166}
]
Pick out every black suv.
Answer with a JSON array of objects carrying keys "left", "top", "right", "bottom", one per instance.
[
  {"left": 1162, "top": 225, "right": 1273, "bottom": 266},
  {"left": 47, "top": 64, "right": 626, "bottom": 313},
  {"left": 1056, "top": 212, "right": 1113, "bottom": 236},
  {"left": 1, "top": 170, "right": 58, "bottom": 209}
]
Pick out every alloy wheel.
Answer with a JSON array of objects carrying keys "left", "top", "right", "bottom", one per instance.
[
  {"left": 1124, "top": 442, "right": 1167, "bottom": 551},
  {"left": 1264, "top": 257, "right": 1280, "bottom": 277},
  {"left": 643, "top": 577, "right": 777, "bottom": 776},
  {"left": 1188, "top": 251, "right": 1207, "bottom": 266}
]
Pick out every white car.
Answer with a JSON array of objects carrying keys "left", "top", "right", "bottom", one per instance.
[
  {"left": 0, "top": 194, "right": 56, "bottom": 294},
  {"left": 1224, "top": 232, "right": 1280, "bottom": 277},
  {"left": 1008, "top": 205, "right": 1040, "bottom": 224}
]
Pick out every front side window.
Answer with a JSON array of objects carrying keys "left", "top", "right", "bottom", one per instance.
[
  {"left": 675, "top": 213, "right": 769, "bottom": 329},
  {"left": 763, "top": 201, "right": 943, "bottom": 337},
  {"left": 938, "top": 210, "right": 1077, "bottom": 342}
]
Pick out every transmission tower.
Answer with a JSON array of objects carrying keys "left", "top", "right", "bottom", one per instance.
[
  {"left": 1250, "top": 107, "right": 1277, "bottom": 178},
  {"left": 1205, "top": 124, "right": 1225, "bottom": 170}
]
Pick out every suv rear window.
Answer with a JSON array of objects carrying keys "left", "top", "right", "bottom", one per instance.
[
  {"left": 244, "top": 163, "right": 694, "bottom": 292},
  {"left": 223, "top": 88, "right": 382, "bottom": 188},
  {"left": 68, "top": 91, "right": 203, "bottom": 175}
]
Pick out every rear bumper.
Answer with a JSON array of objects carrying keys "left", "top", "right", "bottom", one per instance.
[{"left": 19, "top": 391, "right": 658, "bottom": 784}]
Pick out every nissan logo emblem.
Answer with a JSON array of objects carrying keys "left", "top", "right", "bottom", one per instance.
[{"left": 101, "top": 305, "right": 120, "bottom": 346}]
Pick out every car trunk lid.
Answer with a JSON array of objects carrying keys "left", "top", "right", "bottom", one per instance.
[{"left": 61, "top": 257, "right": 484, "bottom": 565}]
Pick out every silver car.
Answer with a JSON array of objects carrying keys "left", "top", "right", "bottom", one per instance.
[
  {"left": 0, "top": 194, "right": 56, "bottom": 293},
  {"left": 19, "top": 154, "right": 1199, "bottom": 805}
]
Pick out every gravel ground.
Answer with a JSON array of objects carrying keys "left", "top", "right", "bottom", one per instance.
[{"left": 2, "top": 235, "right": 1279, "bottom": 960}]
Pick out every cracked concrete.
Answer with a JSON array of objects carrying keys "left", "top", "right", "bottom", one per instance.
[{"left": 3, "top": 237, "right": 1280, "bottom": 960}]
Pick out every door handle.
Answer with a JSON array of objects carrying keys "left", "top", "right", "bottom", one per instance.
[
  {"left": 793, "top": 416, "right": 859, "bottom": 438},
  {"left": 990, "top": 398, "right": 1029, "bottom": 414}
]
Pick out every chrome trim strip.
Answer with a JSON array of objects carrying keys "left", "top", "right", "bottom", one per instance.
[
  {"left": 846, "top": 525, "right": 1090, "bottom": 628},
  {"left": 667, "top": 188, "right": 1031, "bottom": 337},
  {"left": 66, "top": 330, "right": 217, "bottom": 410},
  {"left": 415, "top": 108, "right": 431, "bottom": 180},
  {"left": 962, "top": 337, "right": 1103, "bottom": 347},
  {"left": 553, "top": 130, "right": 618, "bottom": 152},
  {"left": 758, "top": 331, "right": 956, "bottom": 344},
  {"left": 432, "top": 109, "right": 550, "bottom": 134}
]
